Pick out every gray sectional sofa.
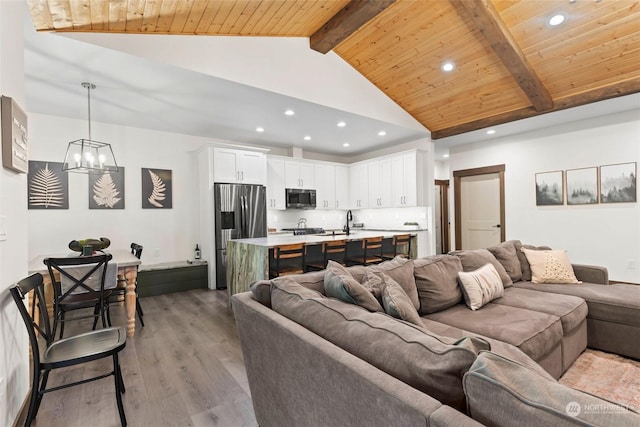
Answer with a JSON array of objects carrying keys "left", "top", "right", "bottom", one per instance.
[{"left": 232, "top": 240, "right": 640, "bottom": 427}]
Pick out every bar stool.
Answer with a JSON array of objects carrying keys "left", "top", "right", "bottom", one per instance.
[
  {"left": 382, "top": 234, "right": 412, "bottom": 260},
  {"left": 306, "top": 239, "right": 348, "bottom": 271},
  {"left": 269, "top": 243, "right": 307, "bottom": 278},
  {"left": 346, "top": 236, "right": 384, "bottom": 266}
]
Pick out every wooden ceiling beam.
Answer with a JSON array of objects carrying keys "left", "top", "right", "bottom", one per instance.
[
  {"left": 310, "top": 0, "right": 396, "bottom": 54},
  {"left": 452, "top": 0, "right": 554, "bottom": 112},
  {"left": 430, "top": 78, "right": 640, "bottom": 140}
]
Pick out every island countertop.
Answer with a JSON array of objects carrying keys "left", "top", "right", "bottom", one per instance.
[{"left": 232, "top": 230, "right": 416, "bottom": 247}]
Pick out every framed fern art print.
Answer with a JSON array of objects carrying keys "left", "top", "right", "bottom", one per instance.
[
  {"left": 27, "top": 161, "right": 69, "bottom": 209},
  {"left": 89, "top": 167, "right": 125, "bottom": 209},
  {"left": 141, "top": 168, "right": 172, "bottom": 209}
]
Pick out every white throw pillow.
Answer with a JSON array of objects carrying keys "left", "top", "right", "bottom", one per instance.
[
  {"left": 457, "top": 263, "right": 505, "bottom": 311},
  {"left": 520, "top": 249, "right": 581, "bottom": 284}
]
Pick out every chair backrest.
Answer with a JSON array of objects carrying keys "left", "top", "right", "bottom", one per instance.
[
  {"left": 362, "top": 236, "right": 383, "bottom": 260},
  {"left": 323, "top": 239, "right": 347, "bottom": 265},
  {"left": 44, "top": 253, "right": 114, "bottom": 300},
  {"left": 274, "top": 243, "right": 306, "bottom": 260},
  {"left": 130, "top": 243, "right": 143, "bottom": 259},
  {"left": 10, "top": 274, "right": 54, "bottom": 367},
  {"left": 392, "top": 234, "right": 412, "bottom": 257}
]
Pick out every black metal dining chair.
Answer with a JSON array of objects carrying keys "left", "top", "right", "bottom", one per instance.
[
  {"left": 44, "top": 252, "right": 115, "bottom": 339},
  {"left": 9, "top": 273, "right": 127, "bottom": 427},
  {"left": 106, "top": 243, "right": 145, "bottom": 326}
]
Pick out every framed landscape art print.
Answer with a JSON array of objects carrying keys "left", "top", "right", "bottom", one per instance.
[
  {"left": 535, "top": 170, "right": 564, "bottom": 206},
  {"left": 600, "top": 162, "right": 637, "bottom": 203},
  {"left": 566, "top": 167, "right": 598, "bottom": 205}
]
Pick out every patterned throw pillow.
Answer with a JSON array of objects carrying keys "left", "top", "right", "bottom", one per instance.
[
  {"left": 457, "top": 263, "right": 505, "bottom": 311},
  {"left": 520, "top": 249, "right": 581, "bottom": 284}
]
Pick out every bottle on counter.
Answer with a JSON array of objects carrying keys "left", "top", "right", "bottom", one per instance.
[{"left": 194, "top": 244, "right": 201, "bottom": 260}]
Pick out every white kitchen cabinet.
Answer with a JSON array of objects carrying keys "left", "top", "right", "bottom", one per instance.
[
  {"left": 349, "top": 162, "right": 368, "bottom": 209},
  {"left": 334, "top": 165, "right": 349, "bottom": 209},
  {"left": 285, "top": 160, "right": 314, "bottom": 189},
  {"left": 314, "top": 164, "right": 336, "bottom": 209},
  {"left": 213, "top": 148, "right": 266, "bottom": 184},
  {"left": 267, "top": 157, "right": 286, "bottom": 209},
  {"left": 368, "top": 158, "right": 393, "bottom": 208},
  {"left": 392, "top": 151, "right": 419, "bottom": 207}
]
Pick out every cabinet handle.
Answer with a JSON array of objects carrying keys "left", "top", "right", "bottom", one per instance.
[{"left": 241, "top": 171, "right": 244, "bottom": 181}]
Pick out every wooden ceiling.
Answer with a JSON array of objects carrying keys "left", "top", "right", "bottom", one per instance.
[{"left": 27, "top": 0, "right": 640, "bottom": 140}]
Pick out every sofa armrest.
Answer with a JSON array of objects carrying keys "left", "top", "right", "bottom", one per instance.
[{"left": 572, "top": 264, "right": 608, "bottom": 285}]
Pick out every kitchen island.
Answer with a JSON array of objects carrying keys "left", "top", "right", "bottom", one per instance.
[{"left": 226, "top": 231, "right": 418, "bottom": 300}]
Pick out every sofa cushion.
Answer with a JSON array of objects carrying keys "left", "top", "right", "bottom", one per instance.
[
  {"left": 450, "top": 249, "right": 513, "bottom": 288},
  {"left": 493, "top": 287, "right": 588, "bottom": 334},
  {"left": 414, "top": 255, "right": 463, "bottom": 315},
  {"left": 487, "top": 240, "right": 523, "bottom": 282},
  {"left": 521, "top": 248, "right": 580, "bottom": 284},
  {"left": 270, "top": 277, "right": 490, "bottom": 412},
  {"left": 518, "top": 243, "right": 552, "bottom": 281},
  {"left": 458, "top": 263, "right": 505, "bottom": 311},
  {"left": 276, "top": 269, "right": 327, "bottom": 294},
  {"left": 424, "top": 303, "right": 563, "bottom": 362},
  {"left": 379, "top": 273, "right": 423, "bottom": 326},
  {"left": 463, "top": 352, "right": 640, "bottom": 427},
  {"left": 324, "top": 260, "right": 383, "bottom": 312},
  {"left": 366, "top": 256, "right": 419, "bottom": 310}
]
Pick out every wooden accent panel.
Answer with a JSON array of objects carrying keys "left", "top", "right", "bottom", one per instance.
[
  {"left": 310, "top": 0, "right": 396, "bottom": 54},
  {"left": 452, "top": 0, "right": 553, "bottom": 112}
]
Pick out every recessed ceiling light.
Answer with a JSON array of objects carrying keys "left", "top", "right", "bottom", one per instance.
[
  {"left": 337, "top": 121, "right": 346, "bottom": 127},
  {"left": 441, "top": 61, "right": 456, "bottom": 72},
  {"left": 284, "top": 109, "right": 295, "bottom": 116},
  {"left": 378, "top": 130, "right": 387, "bottom": 136},
  {"left": 547, "top": 13, "right": 566, "bottom": 27},
  {"left": 443, "top": 154, "right": 450, "bottom": 159},
  {"left": 486, "top": 129, "right": 496, "bottom": 135},
  {"left": 304, "top": 136, "right": 311, "bottom": 141},
  {"left": 256, "top": 127, "right": 264, "bottom": 132},
  {"left": 342, "top": 143, "right": 350, "bottom": 147}
]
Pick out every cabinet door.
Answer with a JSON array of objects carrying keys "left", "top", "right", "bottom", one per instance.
[
  {"left": 368, "top": 161, "right": 382, "bottom": 207},
  {"left": 324, "top": 165, "right": 336, "bottom": 209},
  {"left": 213, "top": 148, "right": 239, "bottom": 183},
  {"left": 314, "top": 164, "right": 327, "bottom": 208},
  {"left": 335, "top": 166, "right": 349, "bottom": 209},
  {"left": 349, "top": 163, "right": 368, "bottom": 209},
  {"left": 299, "top": 163, "right": 314, "bottom": 189},
  {"left": 239, "top": 152, "right": 266, "bottom": 184},
  {"left": 379, "top": 158, "right": 393, "bottom": 208},
  {"left": 392, "top": 152, "right": 417, "bottom": 207},
  {"left": 285, "top": 161, "right": 301, "bottom": 188},
  {"left": 267, "top": 158, "right": 286, "bottom": 209}
]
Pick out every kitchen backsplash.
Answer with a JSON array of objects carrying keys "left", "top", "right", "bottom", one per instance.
[{"left": 268, "top": 206, "right": 428, "bottom": 230}]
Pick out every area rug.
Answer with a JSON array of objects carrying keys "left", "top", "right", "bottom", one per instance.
[{"left": 559, "top": 349, "right": 640, "bottom": 412}]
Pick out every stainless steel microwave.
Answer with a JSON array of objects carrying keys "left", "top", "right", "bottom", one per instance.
[{"left": 285, "top": 188, "right": 316, "bottom": 209}]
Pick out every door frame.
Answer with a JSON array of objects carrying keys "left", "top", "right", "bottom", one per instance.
[
  {"left": 435, "top": 179, "right": 450, "bottom": 254},
  {"left": 453, "top": 164, "right": 505, "bottom": 250}
]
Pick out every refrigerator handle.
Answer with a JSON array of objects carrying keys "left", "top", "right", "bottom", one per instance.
[{"left": 241, "top": 195, "right": 247, "bottom": 237}]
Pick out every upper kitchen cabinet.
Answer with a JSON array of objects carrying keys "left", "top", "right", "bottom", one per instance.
[
  {"left": 335, "top": 166, "right": 349, "bottom": 209},
  {"left": 368, "top": 158, "right": 393, "bottom": 208},
  {"left": 213, "top": 148, "right": 266, "bottom": 184},
  {"left": 267, "top": 157, "right": 286, "bottom": 209},
  {"left": 285, "top": 160, "right": 314, "bottom": 189},
  {"left": 314, "top": 163, "right": 336, "bottom": 209},
  {"left": 349, "top": 162, "right": 368, "bottom": 209},
  {"left": 392, "top": 151, "right": 423, "bottom": 207}
]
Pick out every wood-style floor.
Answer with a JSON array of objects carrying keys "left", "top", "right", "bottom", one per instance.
[{"left": 29, "top": 289, "right": 258, "bottom": 427}]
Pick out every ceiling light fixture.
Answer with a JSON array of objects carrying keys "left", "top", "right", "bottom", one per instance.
[
  {"left": 441, "top": 61, "right": 456, "bottom": 72},
  {"left": 337, "top": 121, "right": 346, "bottom": 127},
  {"left": 546, "top": 13, "right": 566, "bottom": 27},
  {"left": 378, "top": 130, "right": 387, "bottom": 136},
  {"left": 342, "top": 143, "right": 350, "bottom": 147},
  {"left": 443, "top": 154, "right": 450, "bottom": 159},
  {"left": 62, "top": 82, "right": 118, "bottom": 174},
  {"left": 284, "top": 109, "right": 295, "bottom": 116},
  {"left": 256, "top": 127, "right": 264, "bottom": 132},
  {"left": 304, "top": 136, "right": 311, "bottom": 141},
  {"left": 486, "top": 129, "right": 496, "bottom": 135}
]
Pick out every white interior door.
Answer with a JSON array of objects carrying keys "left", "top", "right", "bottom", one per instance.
[{"left": 461, "top": 173, "right": 501, "bottom": 249}]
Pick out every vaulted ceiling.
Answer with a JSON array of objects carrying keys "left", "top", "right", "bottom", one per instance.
[{"left": 27, "top": 0, "right": 640, "bottom": 140}]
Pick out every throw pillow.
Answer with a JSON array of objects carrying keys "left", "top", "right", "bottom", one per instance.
[
  {"left": 487, "top": 241, "right": 523, "bottom": 282},
  {"left": 324, "top": 260, "right": 383, "bottom": 312},
  {"left": 366, "top": 256, "right": 419, "bottom": 310},
  {"left": 520, "top": 249, "right": 581, "bottom": 284},
  {"left": 457, "top": 263, "right": 505, "bottom": 311},
  {"left": 450, "top": 248, "right": 513, "bottom": 287},
  {"left": 413, "top": 255, "right": 463, "bottom": 314},
  {"left": 517, "top": 243, "right": 552, "bottom": 281},
  {"left": 379, "top": 273, "right": 423, "bottom": 326}
]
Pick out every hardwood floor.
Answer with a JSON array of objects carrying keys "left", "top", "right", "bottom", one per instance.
[{"left": 30, "top": 289, "right": 258, "bottom": 427}]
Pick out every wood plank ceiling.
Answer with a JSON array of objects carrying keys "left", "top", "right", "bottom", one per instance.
[{"left": 27, "top": 0, "right": 640, "bottom": 140}]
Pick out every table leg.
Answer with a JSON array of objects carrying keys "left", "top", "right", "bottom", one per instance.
[{"left": 124, "top": 266, "right": 137, "bottom": 337}]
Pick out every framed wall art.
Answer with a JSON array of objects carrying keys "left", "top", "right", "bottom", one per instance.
[
  {"left": 535, "top": 170, "right": 564, "bottom": 206},
  {"left": 27, "top": 161, "right": 69, "bottom": 209},
  {"left": 600, "top": 162, "right": 637, "bottom": 203},
  {"left": 142, "top": 168, "right": 172, "bottom": 209},
  {"left": 566, "top": 167, "right": 598, "bottom": 205},
  {"left": 89, "top": 167, "right": 125, "bottom": 209}
]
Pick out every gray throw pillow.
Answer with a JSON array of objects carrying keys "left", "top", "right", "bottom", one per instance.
[
  {"left": 366, "top": 256, "right": 419, "bottom": 310},
  {"left": 450, "top": 248, "right": 513, "bottom": 288},
  {"left": 518, "top": 243, "right": 552, "bottom": 281},
  {"left": 249, "top": 279, "right": 273, "bottom": 307},
  {"left": 324, "top": 260, "right": 383, "bottom": 312},
  {"left": 379, "top": 273, "right": 423, "bottom": 327},
  {"left": 414, "top": 255, "right": 463, "bottom": 314},
  {"left": 487, "top": 240, "right": 523, "bottom": 282}
]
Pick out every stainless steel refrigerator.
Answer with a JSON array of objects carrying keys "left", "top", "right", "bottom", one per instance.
[{"left": 214, "top": 183, "right": 267, "bottom": 289}]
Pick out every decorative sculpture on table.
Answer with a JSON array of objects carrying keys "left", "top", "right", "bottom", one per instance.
[{"left": 68, "top": 237, "right": 111, "bottom": 253}]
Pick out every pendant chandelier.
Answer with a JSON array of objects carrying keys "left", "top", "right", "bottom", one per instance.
[{"left": 62, "top": 82, "right": 118, "bottom": 174}]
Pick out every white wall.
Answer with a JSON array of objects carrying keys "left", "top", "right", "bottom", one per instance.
[
  {"left": 0, "top": 1, "right": 29, "bottom": 424},
  {"left": 28, "top": 113, "right": 209, "bottom": 265},
  {"left": 449, "top": 110, "right": 640, "bottom": 283}
]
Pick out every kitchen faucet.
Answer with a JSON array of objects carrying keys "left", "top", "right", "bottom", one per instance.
[{"left": 344, "top": 210, "right": 353, "bottom": 235}]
